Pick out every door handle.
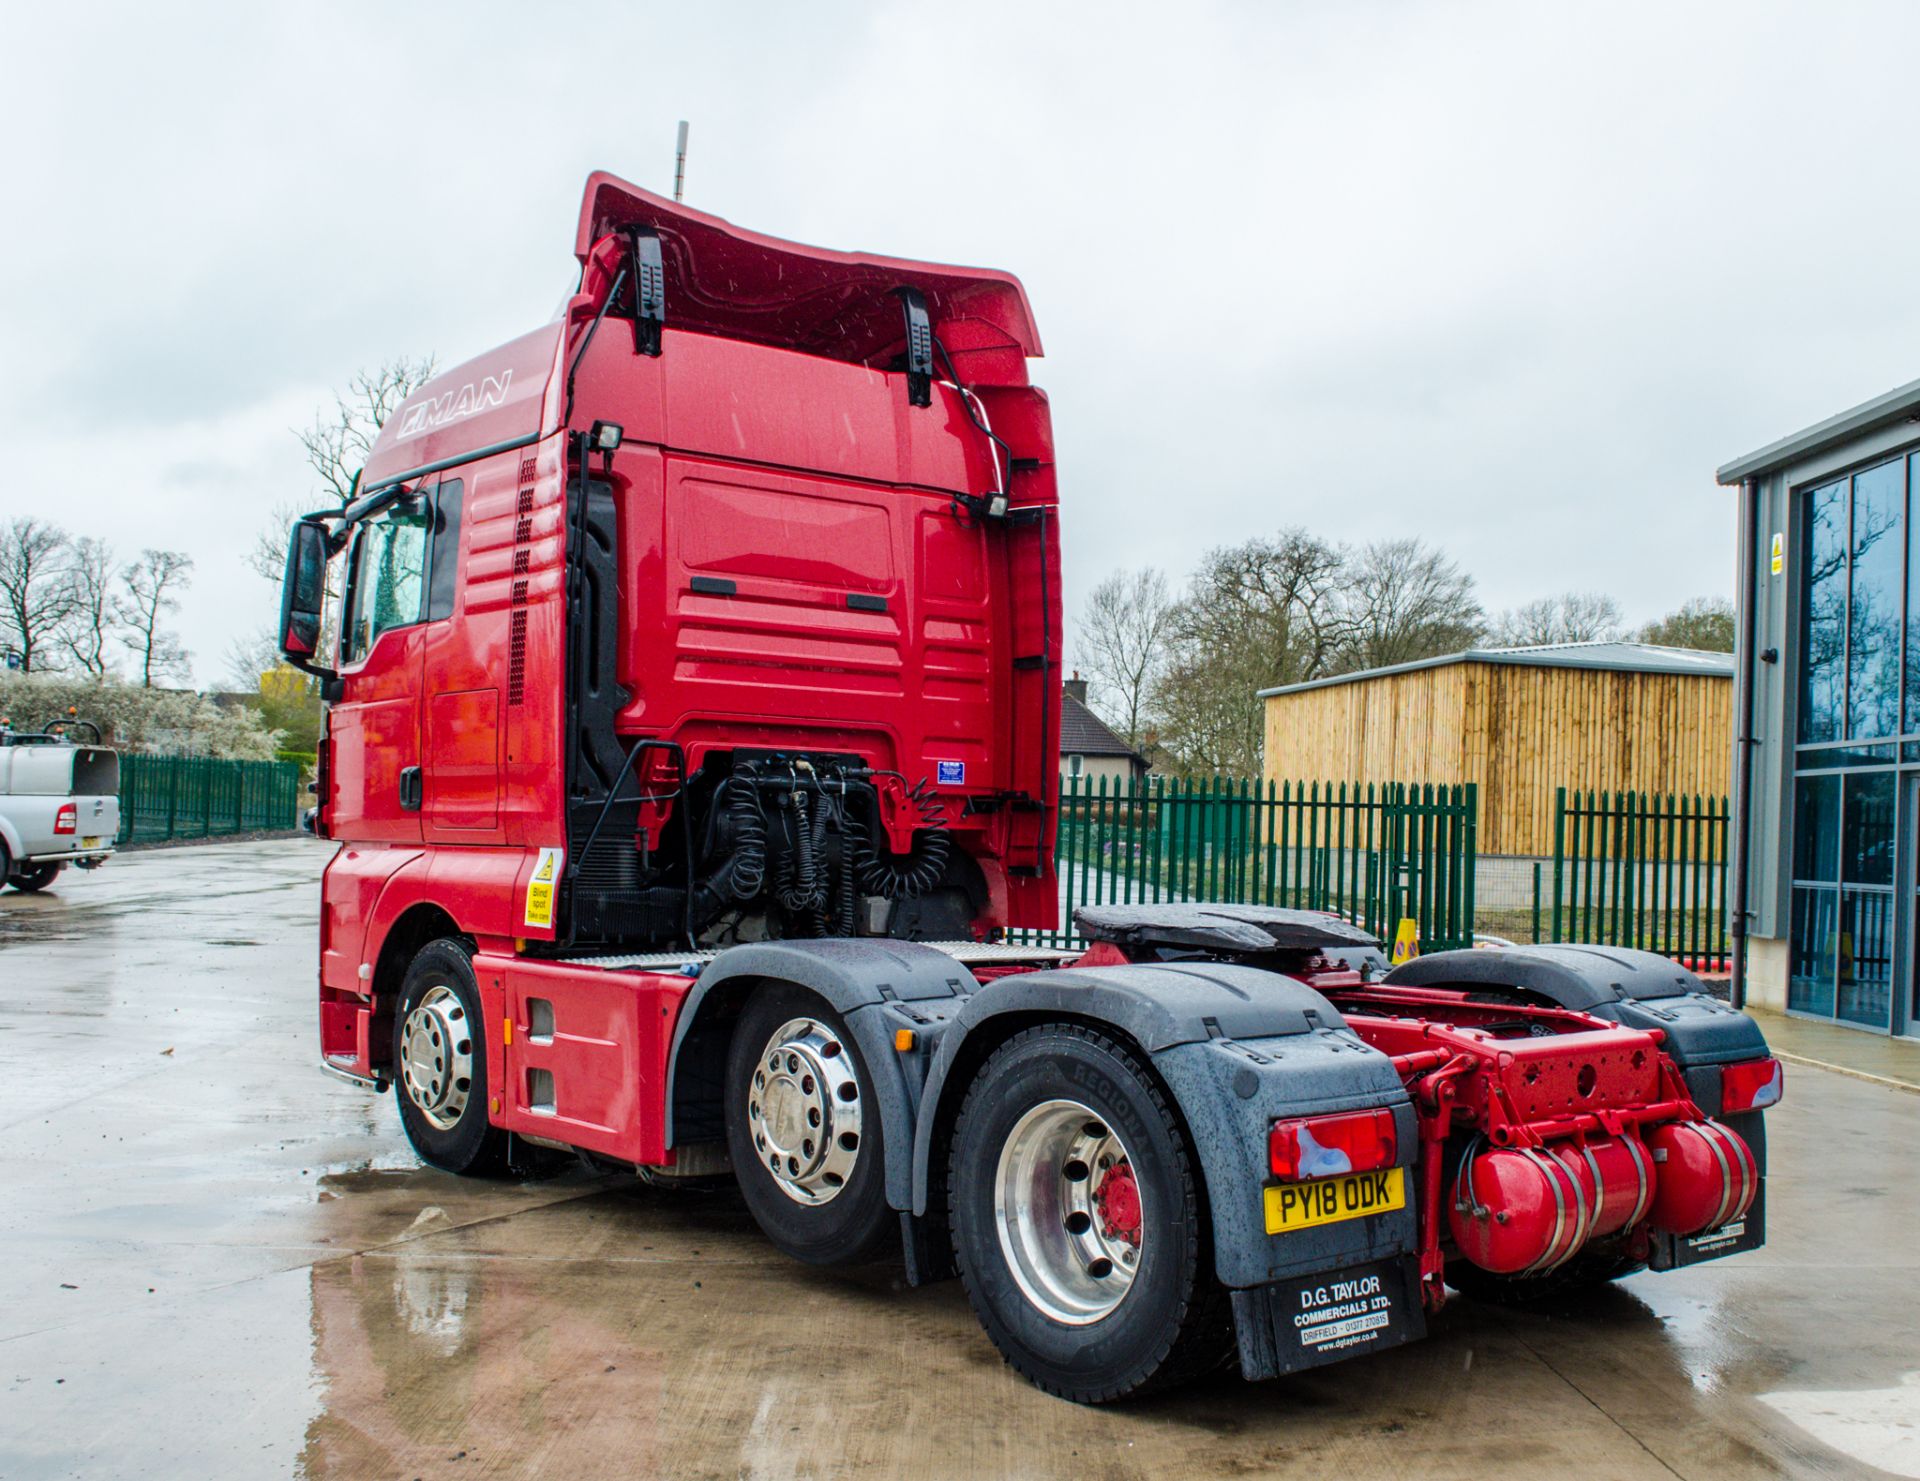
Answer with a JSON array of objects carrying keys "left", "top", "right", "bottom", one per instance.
[{"left": 399, "top": 766, "right": 422, "bottom": 812}]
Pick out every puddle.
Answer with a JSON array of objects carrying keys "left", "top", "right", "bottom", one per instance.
[{"left": 1761, "top": 1370, "right": 1920, "bottom": 1477}]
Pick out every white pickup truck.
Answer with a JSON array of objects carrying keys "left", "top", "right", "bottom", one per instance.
[{"left": 0, "top": 727, "right": 119, "bottom": 892}]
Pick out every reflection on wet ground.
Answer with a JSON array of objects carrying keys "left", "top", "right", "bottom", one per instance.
[{"left": 3, "top": 840, "right": 1918, "bottom": 1478}]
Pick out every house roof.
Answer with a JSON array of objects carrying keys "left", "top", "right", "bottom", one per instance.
[
  {"left": 1256, "top": 641, "right": 1733, "bottom": 700},
  {"left": 1717, "top": 373, "right": 1920, "bottom": 486},
  {"left": 1060, "top": 691, "right": 1144, "bottom": 759}
]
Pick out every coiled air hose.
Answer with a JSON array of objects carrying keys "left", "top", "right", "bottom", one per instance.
[
  {"left": 713, "top": 778, "right": 767, "bottom": 902},
  {"left": 854, "top": 779, "right": 952, "bottom": 900}
]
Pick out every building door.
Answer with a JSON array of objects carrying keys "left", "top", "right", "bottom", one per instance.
[
  {"left": 1790, "top": 767, "right": 1896, "bottom": 1031},
  {"left": 1838, "top": 771, "right": 1895, "bottom": 1030},
  {"left": 1904, "top": 776, "right": 1920, "bottom": 1040}
]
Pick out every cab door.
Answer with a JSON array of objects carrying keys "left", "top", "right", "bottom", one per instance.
[
  {"left": 419, "top": 477, "right": 504, "bottom": 839},
  {"left": 327, "top": 489, "right": 432, "bottom": 843}
]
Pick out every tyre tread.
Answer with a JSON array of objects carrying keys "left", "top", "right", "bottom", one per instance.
[
  {"left": 393, "top": 936, "right": 510, "bottom": 1178},
  {"left": 948, "top": 1022, "right": 1234, "bottom": 1402}
]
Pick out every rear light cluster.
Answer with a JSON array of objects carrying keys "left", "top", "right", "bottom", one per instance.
[
  {"left": 1720, "top": 1057, "right": 1784, "bottom": 1114},
  {"left": 1269, "top": 1108, "right": 1396, "bottom": 1181},
  {"left": 53, "top": 803, "right": 77, "bottom": 836}
]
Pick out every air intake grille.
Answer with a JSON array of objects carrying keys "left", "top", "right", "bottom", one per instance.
[{"left": 508, "top": 610, "right": 528, "bottom": 705}]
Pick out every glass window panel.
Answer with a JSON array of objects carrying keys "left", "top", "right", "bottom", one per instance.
[
  {"left": 426, "top": 479, "right": 463, "bottom": 623},
  {"left": 1904, "top": 451, "right": 1920, "bottom": 733},
  {"left": 1792, "top": 773, "right": 1841, "bottom": 882},
  {"left": 1848, "top": 459, "right": 1904, "bottom": 738},
  {"left": 1909, "top": 452, "right": 1920, "bottom": 734},
  {"left": 1838, "top": 888, "right": 1894, "bottom": 1029},
  {"left": 1797, "top": 744, "right": 1897, "bottom": 770},
  {"left": 1789, "top": 885, "right": 1838, "bottom": 1016},
  {"left": 1842, "top": 770, "right": 1895, "bottom": 885},
  {"left": 344, "top": 499, "right": 429, "bottom": 664},
  {"left": 1800, "top": 479, "right": 1847, "bottom": 743}
]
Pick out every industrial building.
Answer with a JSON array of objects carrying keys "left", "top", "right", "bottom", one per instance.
[{"left": 1722, "top": 377, "right": 1920, "bottom": 1036}]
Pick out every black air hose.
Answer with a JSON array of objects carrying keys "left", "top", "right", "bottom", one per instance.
[
  {"left": 703, "top": 778, "right": 768, "bottom": 903},
  {"left": 777, "top": 791, "right": 823, "bottom": 913},
  {"left": 854, "top": 779, "right": 952, "bottom": 900},
  {"left": 726, "top": 779, "right": 768, "bottom": 900},
  {"left": 833, "top": 799, "right": 858, "bottom": 937}
]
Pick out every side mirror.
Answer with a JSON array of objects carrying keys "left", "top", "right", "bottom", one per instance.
[{"left": 279, "top": 520, "right": 330, "bottom": 664}]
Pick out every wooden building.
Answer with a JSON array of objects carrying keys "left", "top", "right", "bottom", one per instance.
[{"left": 1259, "top": 642, "right": 1733, "bottom": 857}]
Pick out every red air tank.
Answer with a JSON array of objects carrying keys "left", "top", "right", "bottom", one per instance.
[
  {"left": 1646, "top": 1120, "right": 1758, "bottom": 1236},
  {"left": 1549, "top": 1136, "right": 1655, "bottom": 1239},
  {"left": 1449, "top": 1144, "right": 1596, "bottom": 1275}
]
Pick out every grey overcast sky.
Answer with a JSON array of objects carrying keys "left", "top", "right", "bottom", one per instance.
[{"left": 3, "top": 0, "right": 1917, "bottom": 685}]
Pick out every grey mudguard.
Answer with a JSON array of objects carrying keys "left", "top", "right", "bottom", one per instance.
[
  {"left": 1154, "top": 1031, "right": 1418, "bottom": 1289},
  {"left": 1388, "top": 943, "right": 1771, "bottom": 1068},
  {"left": 1386, "top": 943, "right": 1696, "bottom": 1008},
  {"left": 664, "top": 938, "right": 973, "bottom": 1209},
  {"left": 1076, "top": 902, "right": 1383, "bottom": 957},
  {"left": 907, "top": 962, "right": 1418, "bottom": 1290}
]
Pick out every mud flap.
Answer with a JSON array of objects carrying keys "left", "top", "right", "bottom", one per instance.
[
  {"left": 1230, "top": 1253, "right": 1425, "bottom": 1380},
  {"left": 1648, "top": 1181, "right": 1766, "bottom": 1271}
]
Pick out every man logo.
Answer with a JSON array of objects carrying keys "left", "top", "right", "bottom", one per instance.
[{"left": 394, "top": 371, "right": 512, "bottom": 441}]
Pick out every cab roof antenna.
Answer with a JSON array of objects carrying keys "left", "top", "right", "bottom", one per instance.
[{"left": 673, "top": 121, "right": 690, "bottom": 202}]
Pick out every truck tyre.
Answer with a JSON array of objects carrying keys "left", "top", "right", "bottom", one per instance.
[
  {"left": 9, "top": 862, "right": 64, "bottom": 893},
  {"left": 392, "top": 939, "right": 509, "bottom": 1177},
  {"left": 947, "top": 1024, "right": 1233, "bottom": 1403},
  {"left": 724, "top": 985, "right": 894, "bottom": 1266}
]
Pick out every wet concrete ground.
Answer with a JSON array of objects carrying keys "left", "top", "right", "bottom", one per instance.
[{"left": 2, "top": 839, "right": 1917, "bottom": 1479}]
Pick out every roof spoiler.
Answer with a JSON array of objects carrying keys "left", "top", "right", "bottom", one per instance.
[{"left": 573, "top": 172, "right": 1041, "bottom": 377}]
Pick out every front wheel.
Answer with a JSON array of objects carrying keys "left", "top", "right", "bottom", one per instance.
[
  {"left": 392, "top": 939, "right": 510, "bottom": 1177},
  {"left": 8, "top": 861, "right": 63, "bottom": 892},
  {"left": 948, "top": 1024, "right": 1233, "bottom": 1403}
]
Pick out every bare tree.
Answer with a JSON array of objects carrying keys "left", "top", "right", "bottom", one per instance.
[
  {"left": 1332, "top": 537, "right": 1484, "bottom": 673},
  {"left": 116, "top": 550, "right": 195, "bottom": 687},
  {"left": 0, "top": 519, "right": 77, "bottom": 673},
  {"left": 252, "top": 357, "right": 438, "bottom": 582},
  {"left": 1075, "top": 567, "right": 1174, "bottom": 748},
  {"left": 1151, "top": 529, "right": 1347, "bottom": 775},
  {"left": 222, "top": 628, "right": 283, "bottom": 692},
  {"left": 1490, "top": 591, "right": 1625, "bottom": 647},
  {"left": 60, "top": 537, "right": 118, "bottom": 677},
  {"left": 1636, "top": 595, "right": 1736, "bottom": 652}
]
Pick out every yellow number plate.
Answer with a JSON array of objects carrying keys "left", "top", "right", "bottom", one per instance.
[
  {"left": 81, "top": 837, "right": 101, "bottom": 849},
  {"left": 1264, "top": 1167, "right": 1406, "bottom": 1234}
]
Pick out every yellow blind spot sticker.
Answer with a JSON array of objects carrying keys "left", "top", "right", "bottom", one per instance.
[{"left": 524, "top": 846, "right": 562, "bottom": 930}]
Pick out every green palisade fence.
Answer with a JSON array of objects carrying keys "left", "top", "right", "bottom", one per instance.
[
  {"left": 1013, "top": 775, "right": 1477, "bottom": 952},
  {"left": 1549, "top": 787, "right": 1729, "bottom": 969},
  {"left": 116, "top": 754, "right": 303, "bottom": 845}
]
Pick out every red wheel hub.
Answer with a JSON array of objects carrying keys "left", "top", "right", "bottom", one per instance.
[{"left": 1092, "top": 1162, "right": 1142, "bottom": 1246}]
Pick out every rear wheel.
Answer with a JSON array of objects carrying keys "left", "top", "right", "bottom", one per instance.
[
  {"left": 724, "top": 985, "right": 894, "bottom": 1265},
  {"left": 948, "top": 1024, "right": 1233, "bottom": 1403},
  {"left": 9, "top": 862, "right": 64, "bottom": 893},
  {"left": 392, "top": 939, "right": 509, "bottom": 1177}
]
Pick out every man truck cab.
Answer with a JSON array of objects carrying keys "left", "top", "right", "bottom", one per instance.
[{"left": 279, "top": 174, "right": 1779, "bottom": 1402}]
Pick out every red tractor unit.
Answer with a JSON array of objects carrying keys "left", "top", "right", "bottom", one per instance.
[{"left": 279, "top": 173, "right": 1781, "bottom": 1402}]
